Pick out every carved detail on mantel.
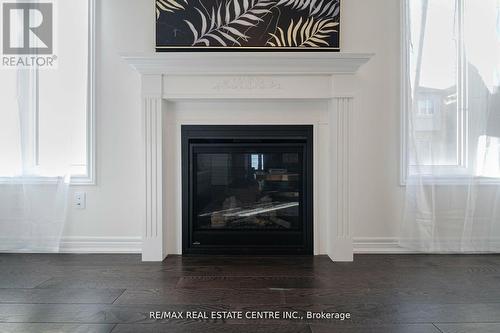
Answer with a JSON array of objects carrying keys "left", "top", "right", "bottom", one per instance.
[
  {"left": 213, "top": 76, "right": 282, "bottom": 91},
  {"left": 142, "top": 96, "right": 165, "bottom": 261}
]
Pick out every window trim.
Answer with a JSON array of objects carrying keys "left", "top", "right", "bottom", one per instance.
[
  {"left": 0, "top": 0, "right": 96, "bottom": 186},
  {"left": 400, "top": 0, "right": 410, "bottom": 185},
  {"left": 399, "top": 0, "right": 500, "bottom": 186},
  {"left": 72, "top": 0, "right": 96, "bottom": 185}
]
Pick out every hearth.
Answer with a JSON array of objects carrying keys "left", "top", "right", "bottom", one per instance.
[{"left": 182, "top": 125, "right": 313, "bottom": 254}]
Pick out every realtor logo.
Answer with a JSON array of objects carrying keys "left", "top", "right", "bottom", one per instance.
[
  {"left": 3, "top": 2, "right": 53, "bottom": 54},
  {"left": 1, "top": 1, "right": 56, "bottom": 68}
]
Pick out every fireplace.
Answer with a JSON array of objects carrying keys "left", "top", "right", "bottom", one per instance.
[
  {"left": 182, "top": 125, "right": 313, "bottom": 254},
  {"left": 124, "top": 52, "right": 373, "bottom": 261}
]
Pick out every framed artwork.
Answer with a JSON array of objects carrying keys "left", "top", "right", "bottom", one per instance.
[{"left": 155, "top": 0, "right": 340, "bottom": 51}]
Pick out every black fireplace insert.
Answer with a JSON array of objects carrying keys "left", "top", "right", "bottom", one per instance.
[{"left": 182, "top": 125, "right": 313, "bottom": 254}]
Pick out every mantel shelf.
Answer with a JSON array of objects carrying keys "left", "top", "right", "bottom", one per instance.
[{"left": 122, "top": 52, "right": 374, "bottom": 75}]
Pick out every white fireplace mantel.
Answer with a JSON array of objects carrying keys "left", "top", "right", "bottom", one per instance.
[
  {"left": 123, "top": 52, "right": 373, "bottom": 262},
  {"left": 123, "top": 52, "right": 373, "bottom": 75}
]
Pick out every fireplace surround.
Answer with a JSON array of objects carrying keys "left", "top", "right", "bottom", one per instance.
[
  {"left": 124, "top": 52, "right": 373, "bottom": 261},
  {"left": 182, "top": 125, "right": 313, "bottom": 254}
]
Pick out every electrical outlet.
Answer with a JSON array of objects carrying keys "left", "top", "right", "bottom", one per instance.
[{"left": 74, "top": 192, "right": 86, "bottom": 209}]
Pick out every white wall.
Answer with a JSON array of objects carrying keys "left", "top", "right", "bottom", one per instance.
[
  {"left": 63, "top": 0, "right": 404, "bottom": 252},
  {"left": 341, "top": 0, "right": 405, "bottom": 246},
  {"left": 63, "top": 0, "right": 154, "bottom": 251}
]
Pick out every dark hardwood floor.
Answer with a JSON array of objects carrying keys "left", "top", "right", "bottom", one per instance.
[{"left": 1, "top": 254, "right": 500, "bottom": 332}]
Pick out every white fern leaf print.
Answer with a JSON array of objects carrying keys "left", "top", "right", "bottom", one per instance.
[
  {"left": 266, "top": 17, "right": 338, "bottom": 47},
  {"left": 156, "top": 0, "right": 187, "bottom": 19},
  {"left": 184, "top": 0, "right": 274, "bottom": 46},
  {"left": 275, "top": 0, "right": 339, "bottom": 19}
]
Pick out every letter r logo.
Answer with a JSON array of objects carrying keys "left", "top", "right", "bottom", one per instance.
[{"left": 2, "top": 2, "right": 53, "bottom": 54}]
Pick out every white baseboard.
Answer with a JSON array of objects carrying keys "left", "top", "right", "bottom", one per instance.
[
  {"left": 353, "top": 237, "right": 416, "bottom": 254},
  {"left": 59, "top": 236, "right": 142, "bottom": 254},
  {"left": 61, "top": 237, "right": 409, "bottom": 255},
  {"left": 5, "top": 236, "right": 495, "bottom": 255},
  {"left": 0, "top": 236, "right": 416, "bottom": 255}
]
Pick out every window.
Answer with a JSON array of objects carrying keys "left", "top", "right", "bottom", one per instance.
[
  {"left": 0, "top": 0, "right": 95, "bottom": 184},
  {"left": 251, "top": 154, "right": 264, "bottom": 170},
  {"left": 417, "top": 99, "right": 435, "bottom": 116},
  {"left": 401, "top": 0, "right": 500, "bottom": 183}
]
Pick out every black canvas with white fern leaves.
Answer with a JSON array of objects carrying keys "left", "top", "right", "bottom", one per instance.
[{"left": 156, "top": 0, "right": 340, "bottom": 50}]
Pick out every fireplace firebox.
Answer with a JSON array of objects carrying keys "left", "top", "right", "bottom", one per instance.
[{"left": 182, "top": 125, "right": 313, "bottom": 254}]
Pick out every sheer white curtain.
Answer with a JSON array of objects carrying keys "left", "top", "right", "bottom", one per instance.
[
  {"left": 401, "top": 0, "right": 500, "bottom": 252},
  {"left": 0, "top": 180, "right": 69, "bottom": 252},
  {"left": 0, "top": 69, "right": 71, "bottom": 252},
  {"left": 0, "top": 0, "right": 90, "bottom": 252}
]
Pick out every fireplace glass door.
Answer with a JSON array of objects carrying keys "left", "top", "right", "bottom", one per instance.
[
  {"left": 182, "top": 125, "right": 313, "bottom": 254},
  {"left": 194, "top": 147, "right": 302, "bottom": 231}
]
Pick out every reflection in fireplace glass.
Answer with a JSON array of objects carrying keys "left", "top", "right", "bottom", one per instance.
[{"left": 195, "top": 152, "right": 302, "bottom": 230}]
